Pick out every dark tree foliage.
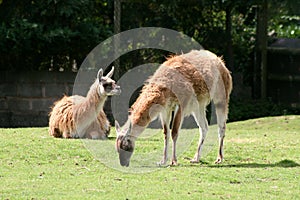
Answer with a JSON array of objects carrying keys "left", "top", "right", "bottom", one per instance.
[
  {"left": 119, "top": 0, "right": 257, "bottom": 80},
  {"left": 0, "top": 0, "right": 113, "bottom": 71},
  {"left": 0, "top": 0, "right": 298, "bottom": 73},
  {"left": 119, "top": 0, "right": 299, "bottom": 84}
]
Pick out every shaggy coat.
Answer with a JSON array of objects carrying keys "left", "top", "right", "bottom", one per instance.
[
  {"left": 49, "top": 95, "right": 110, "bottom": 139},
  {"left": 116, "top": 50, "right": 232, "bottom": 166},
  {"left": 49, "top": 68, "right": 120, "bottom": 139}
]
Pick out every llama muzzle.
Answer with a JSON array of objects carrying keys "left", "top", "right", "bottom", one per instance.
[{"left": 119, "top": 149, "right": 133, "bottom": 167}]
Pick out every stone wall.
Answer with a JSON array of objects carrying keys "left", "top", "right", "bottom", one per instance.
[
  {"left": 0, "top": 71, "right": 77, "bottom": 127},
  {"left": 0, "top": 71, "right": 251, "bottom": 127}
]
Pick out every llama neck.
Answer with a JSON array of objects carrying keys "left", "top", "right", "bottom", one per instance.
[
  {"left": 85, "top": 81, "right": 107, "bottom": 113},
  {"left": 128, "top": 118, "right": 147, "bottom": 139},
  {"left": 130, "top": 84, "right": 164, "bottom": 128}
]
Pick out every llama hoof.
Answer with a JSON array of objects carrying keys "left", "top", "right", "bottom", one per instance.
[
  {"left": 171, "top": 160, "right": 178, "bottom": 166},
  {"left": 190, "top": 159, "right": 200, "bottom": 164},
  {"left": 63, "top": 134, "right": 72, "bottom": 139},
  {"left": 157, "top": 160, "right": 167, "bottom": 166},
  {"left": 215, "top": 157, "right": 223, "bottom": 164}
]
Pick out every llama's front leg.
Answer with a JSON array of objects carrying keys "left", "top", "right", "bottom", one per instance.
[
  {"left": 170, "top": 107, "right": 182, "bottom": 165},
  {"left": 63, "top": 131, "right": 72, "bottom": 139},
  {"left": 190, "top": 109, "right": 208, "bottom": 163},
  {"left": 87, "top": 131, "right": 105, "bottom": 140},
  {"left": 158, "top": 112, "right": 171, "bottom": 166},
  {"left": 158, "top": 123, "right": 170, "bottom": 166}
]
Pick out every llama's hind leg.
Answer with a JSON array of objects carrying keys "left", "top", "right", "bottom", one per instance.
[
  {"left": 170, "top": 106, "right": 183, "bottom": 166},
  {"left": 190, "top": 106, "right": 208, "bottom": 163},
  {"left": 215, "top": 103, "right": 227, "bottom": 164}
]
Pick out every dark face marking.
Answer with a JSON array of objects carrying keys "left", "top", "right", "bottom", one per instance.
[
  {"left": 103, "top": 82, "right": 113, "bottom": 92},
  {"left": 101, "top": 77, "right": 121, "bottom": 95},
  {"left": 116, "top": 135, "right": 134, "bottom": 167}
]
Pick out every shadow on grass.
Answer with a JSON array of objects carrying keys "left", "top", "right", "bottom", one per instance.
[
  {"left": 107, "top": 136, "right": 116, "bottom": 141},
  {"left": 205, "top": 159, "right": 300, "bottom": 168}
]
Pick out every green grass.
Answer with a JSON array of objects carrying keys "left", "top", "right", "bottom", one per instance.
[{"left": 1, "top": 116, "right": 299, "bottom": 199}]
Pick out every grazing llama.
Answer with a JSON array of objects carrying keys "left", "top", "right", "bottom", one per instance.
[
  {"left": 115, "top": 50, "right": 232, "bottom": 167},
  {"left": 49, "top": 67, "right": 121, "bottom": 139}
]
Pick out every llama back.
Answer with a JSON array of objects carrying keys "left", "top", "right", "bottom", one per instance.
[
  {"left": 49, "top": 96, "right": 75, "bottom": 137},
  {"left": 180, "top": 50, "right": 232, "bottom": 117},
  {"left": 149, "top": 50, "right": 231, "bottom": 100},
  {"left": 187, "top": 51, "right": 231, "bottom": 99}
]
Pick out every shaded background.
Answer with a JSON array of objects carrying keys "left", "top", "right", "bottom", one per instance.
[{"left": 0, "top": 0, "right": 299, "bottom": 127}]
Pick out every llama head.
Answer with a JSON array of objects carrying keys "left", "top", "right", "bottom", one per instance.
[
  {"left": 115, "top": 120, "right": 135, "bottom": 167},
  {"left": 97, "top": 67, "right": 121, "bottom": 96}
]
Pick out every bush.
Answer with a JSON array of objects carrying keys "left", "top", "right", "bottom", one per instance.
[
  {"left": 0, "top": 0, "right": 113, "bottom": 71},
  {"left": 228, "top": 99, "right": 300, "bottom": 122}
]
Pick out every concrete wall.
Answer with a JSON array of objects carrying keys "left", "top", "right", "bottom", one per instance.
[
  {"left": 0, "top": 71, "right": 77, "bottom": 127},
  {"left": 0, "top": 71, "right": 250, "bottom": 128}
]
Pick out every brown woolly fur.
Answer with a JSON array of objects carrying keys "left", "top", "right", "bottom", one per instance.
[
  {"left": 131, "top": 84, "right": 175, "bottom": 127},
  {"left": 116, "top": 50, "right": 232, "bottom": 166},
  {"left": 49, "top": 95, "right": 110, "bottom": 139},
  {"left": 49, "top": 67, "right": 120, "bottom": 139},
  {"left": 131, "top": 50, "right": 232, "bottom": 127}
]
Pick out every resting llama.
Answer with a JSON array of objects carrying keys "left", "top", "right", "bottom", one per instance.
[
  {"left": 115, "top": 50, "right": 232, "bottom": 166},
  {"left": 49, "top": 67, "right": 121, "bottom": 139}
]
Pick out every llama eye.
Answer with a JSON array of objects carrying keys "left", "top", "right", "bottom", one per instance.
[{"left": 103, "top": 83, "right": 113, "bottom": 90}]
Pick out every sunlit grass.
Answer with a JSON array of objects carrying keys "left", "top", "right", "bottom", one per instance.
[{"left": 0, "top": 116, "right": 299, "bottom": 199}]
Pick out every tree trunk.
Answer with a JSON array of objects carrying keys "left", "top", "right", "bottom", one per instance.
[
  {"left": 225, "top": 6, "right": 234, "bottom": 72},
  {"left": 254, "top": 0, "right": 268, "bottom": 99}
]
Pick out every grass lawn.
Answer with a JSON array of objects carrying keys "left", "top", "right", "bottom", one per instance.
[{"left": 1, "top": 115, "right": 299, "bottom": 199}]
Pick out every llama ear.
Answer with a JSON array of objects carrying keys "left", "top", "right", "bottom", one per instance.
[
  {"left": 115, "top": 120, "right": 121, "bottom": 134},
  {"left": 106, "top": 66, "right": 114, "bottom": 78},
  {"left": 97, "top": 68, "right": 103, "bottom": 80}
]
